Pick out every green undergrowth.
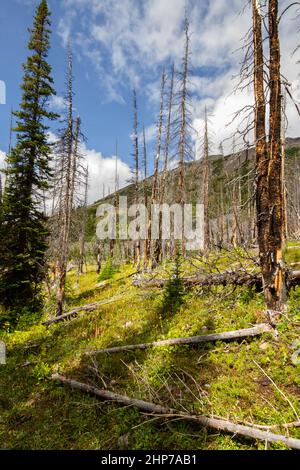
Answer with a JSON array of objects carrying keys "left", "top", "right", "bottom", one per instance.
[{"left": 0, "top": 256, "right": 299, "bottom": 450}]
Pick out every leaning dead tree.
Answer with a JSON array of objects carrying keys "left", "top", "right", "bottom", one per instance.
[
  {"left": 43, "top": 295, "right": 124, "bottom": 326},
  {"left": 252, "top": 0, "right": 286, "bottom": 310}
]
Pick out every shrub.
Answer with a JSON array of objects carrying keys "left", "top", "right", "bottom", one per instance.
[
  {"left": 161, "top": 243, "right": 185, "bottom": 315},
  {"left": 98, "top": 258, "right": 117, "bottom": 282}
]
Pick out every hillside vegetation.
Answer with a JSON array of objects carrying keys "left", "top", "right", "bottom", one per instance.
[
  {"left": 84, "top": 140, "right": 300, "bottom": 244},
  {"left": 1, "top": 248, "right": 299, "bottom": 450}
]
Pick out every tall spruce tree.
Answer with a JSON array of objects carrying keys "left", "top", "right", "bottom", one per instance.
[{"left": 0, "top": 0, "right": 57, "bottom": 322}]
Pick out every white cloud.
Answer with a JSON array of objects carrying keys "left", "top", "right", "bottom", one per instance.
[
  {"left": 0, "top": 80, "right": 6, "bottom": 105},
  {"left": 55, "top": 0, "right": 300, "bottom": 150},
  {"left": 48, "top": 132, "right": 131, "bottom": 204},
  {"left": 82, "top": 143, "right": 131, "bottom": 203},
  {"left": 0, "top": 150, "right": 6, "bottom": 169},
  {"left": 139, "top": 123, "right": 157, "bottom": 144},
  {"left": 49, "top": 95, "right": 67, "bottom": 111},
  {"left": 0, "top": 140, "right": 131, "bottom": 207},
  {"left": 0, "top": 150, "right": 6, "bottom": 190}
]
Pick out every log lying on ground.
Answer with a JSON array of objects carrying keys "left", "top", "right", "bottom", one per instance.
[
  {"left": 84, "top": 324, "right": 274, "bottom": 357},
  {"left": 51, "top": 374, "right": 300, "bottom": 450},
  {"left": 133, "top": 271, "right": 263, "bottom": 289},
  {"left": 133, "top": 270, "right": 300, "bottom": 289},
  {"left": 43, "top": 296, "right": 123, "bottom": 326}
]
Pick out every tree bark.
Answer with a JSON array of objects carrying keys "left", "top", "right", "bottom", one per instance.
[
  {"left": 132, "top": 89, "right": 141, "bottom": 271},
  {"left": 151, "top": 70, "right": 166, "bottom": 267},
  {"left": 203, "top": 107, "right": 210, "bottom": 251},
  {"left": 142, "top": 126, "right": 150, "bottom": 269},
  {"left": 253, "top": 0, "right": 286, "bottom": 311},
  {"left": 56, "top": 49, "right": 76, "bottom": 316},
  {"left": 176, "top": 20, "right": 190, "bottom": 256}
]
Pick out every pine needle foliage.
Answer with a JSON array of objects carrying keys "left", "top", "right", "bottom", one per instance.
[
  {"left": 0, "top": 0, "right": 58, "bottom": 323},
  {"left": 161, "top": 243, "right": 186, "bottom": 315}
]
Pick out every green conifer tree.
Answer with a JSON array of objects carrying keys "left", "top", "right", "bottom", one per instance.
[
  {"left": 161, "top": 242, "right": 186, "bottom": 315},
  {"left": 0, "top": 0, "right": 57, "bottom": 323}
]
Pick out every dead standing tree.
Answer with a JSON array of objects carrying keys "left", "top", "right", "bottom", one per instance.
[
  {"left": 173, "top": 18, "right": 194, "bottom": 255},
  {"left": 159, "top": 64, "right": 175, "bottom": 259},
  {"left": 151, "top": 69, "right": 166, "bottom": 267},
  {"left": 52, "top": 48, "right": 74, "bottom": 315},
  {"left": 252, "top": 0, "right": 287, "bottom": 311},
  {"left": 53, "top": 49, "right": 85, "bottom": 316},
  {"left": 77, "top": 165, "right": 89, "bottom": 280},
  {"left": 109, "top": 141, "right": 119, "bottom": 260},
  {"left": 142, "top": 126, "right": 150, "bottom": 268},
  {"left": 202, "top": 107, "right": 210, "bottom": 252},
  {"left": 132, "top": 89, "right": 141, "bottom": 271}
]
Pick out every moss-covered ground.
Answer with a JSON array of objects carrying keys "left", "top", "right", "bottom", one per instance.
[{"left": 0, "top": 250, "right": 299, "bottom": 450}]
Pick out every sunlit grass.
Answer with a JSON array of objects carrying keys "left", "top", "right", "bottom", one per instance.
[{"left": 0, "top": 251, "right": 299, "bottom": 450}]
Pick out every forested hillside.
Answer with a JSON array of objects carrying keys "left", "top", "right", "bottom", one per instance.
[{"left": 0, "top": 0, "right": 300, "bottom": 454}]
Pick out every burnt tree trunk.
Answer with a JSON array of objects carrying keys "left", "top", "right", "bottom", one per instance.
[
  {"left": 203, "top": 107, "right": 210, "bottom": 251},
  {"left": 142, "top": 126, "right": 150, "bottom": 269},
  {"left": 152, "top": 70, "right": 166, "bottom": 268},
  {"left": 132, "top": 89, "right": 141, "bottom": 271},
  {"left": 253, "top": 0, "right": 286, "bottom": 310}
]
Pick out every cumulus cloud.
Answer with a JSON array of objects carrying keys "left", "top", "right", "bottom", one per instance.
[
  {"left": 139, "top": 123, "right": 157, "bottom": 144},
  {"left": 1, "top": 140, "right": 131, "bottom": 209},
  {"left": 0, "top": 150, "right": 6, "bottom": 189},
  {"left": 0, "top": 80, "right": 6, "bottom": 105},
  {"left": 0, "top": 150, "right": 6, "bottom": 168},
  {"left": 58, "top": 0, "right": 246, "bottom": 92},
  {"left": 47, "top": 132, "right": 131, "bottom": 204},
  {"left": 82, "top": 143, "right": 131, "bottom": 204},
  {"left": 49, "top": 95, "right": 67, "bottom": 111},
  {"left": 57, "top": 0, "right": 300, "bottom": 150}
]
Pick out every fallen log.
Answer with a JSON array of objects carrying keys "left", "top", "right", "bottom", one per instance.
[
  {"left": 43, "top": 296, "right": 123, "bottom": 326},
  {"left": 84, "top": 324, "right": 274, "bottom": 357},
  {"left": 51, "top": 374, "right": 300, "bottom": 450},
  {"left": 132, "top": 270, "right": 300, "bottom": 289},
  {"left": 133, "top": 271, "right": 263, "bottom": 289}
]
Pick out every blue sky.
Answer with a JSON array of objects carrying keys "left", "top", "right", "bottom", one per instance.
[
  {"left": 1, "top": 0, "right": 299, "bottom": 203},
  {"left": 0, "top": 0, "right": 139, "bottom": 157}
]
